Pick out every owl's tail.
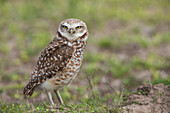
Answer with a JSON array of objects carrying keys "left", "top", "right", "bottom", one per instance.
[{"left": 23, "top": 82, "right": 36, "bottom": 97}]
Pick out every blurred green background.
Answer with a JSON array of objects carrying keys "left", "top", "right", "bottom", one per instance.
[{"left": 0, "top": 0, "right": 170, "bottom": 112}]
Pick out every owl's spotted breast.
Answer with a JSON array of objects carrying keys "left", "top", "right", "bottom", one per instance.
[
  {"left": 23, "top": 36, "right": 87, "bottom": 96},
  {"left": 42, "top": 39, "right": 86, "bottom": 90}
]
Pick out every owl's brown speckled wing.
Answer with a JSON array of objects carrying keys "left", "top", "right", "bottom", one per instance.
[{"left": 23, "top": 38, "right": 73, "bottom": 96}]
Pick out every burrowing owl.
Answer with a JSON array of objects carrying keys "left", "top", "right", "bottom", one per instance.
[{"left": 23, "top": 18, "right": 88, "bottom": 106}]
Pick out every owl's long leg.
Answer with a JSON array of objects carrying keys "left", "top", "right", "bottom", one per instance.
[
  {"left": 45, "top": 90, "right": 55, "bottom": 106},
  {"left": 54, "top": 90, "right": 64, "bottom": 105}
]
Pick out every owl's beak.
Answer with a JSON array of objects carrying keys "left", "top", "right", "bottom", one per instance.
[{"left": 68, "top": 28, "right": 75, "bottom": 34}]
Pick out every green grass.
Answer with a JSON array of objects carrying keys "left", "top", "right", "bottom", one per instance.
[
  {"left": 0, "top": 0, "right": 170, "bottom": 112},
  {"left": 0, "top": 97, "right": 124, "bottom": 112}
]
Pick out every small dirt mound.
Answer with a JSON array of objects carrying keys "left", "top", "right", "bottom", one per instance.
[{"left": 121, "top": 83, "right": 170, "bottom": 113}]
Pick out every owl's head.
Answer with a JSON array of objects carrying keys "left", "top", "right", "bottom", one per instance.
[{"left": 58, "top": 18, "right": 88, "bottom": 41}]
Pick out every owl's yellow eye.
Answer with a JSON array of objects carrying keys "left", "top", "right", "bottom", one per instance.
[
  {"left": 76, "top": 26, "right": 82, "bottom": 29},
  {"left": 62, "top": 25, "right": 68, "bottom": 30}
]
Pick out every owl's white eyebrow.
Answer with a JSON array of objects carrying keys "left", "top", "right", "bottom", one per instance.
[
  {"left": 62, "top": 23, "right": 82, "bottom": 28},
  {"left": 62, "top": 23, "right": 70, "bottom": 27},
  {"left": 72, "top": 23, "right": 81, "bottom": 27}
]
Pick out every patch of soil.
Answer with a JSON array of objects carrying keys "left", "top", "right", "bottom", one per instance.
[{"left": 121, "top": 83, "right": 170, "bottom": 113}]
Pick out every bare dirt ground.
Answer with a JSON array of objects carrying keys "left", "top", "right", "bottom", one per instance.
[{"left": 121, "top": 83, "right": 170, "bottom": 113}]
